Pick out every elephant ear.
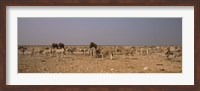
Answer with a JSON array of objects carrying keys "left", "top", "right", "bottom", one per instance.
[
  {"left": 89, "top": 42, "right": 97, "bottom": 49},
  {"left": 89, "top": 42, "right": 93, "bottom": 48}
]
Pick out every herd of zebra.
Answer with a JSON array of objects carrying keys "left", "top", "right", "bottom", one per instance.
[{"left": 18, "top": 42, "right": 182, "bottom": 60}]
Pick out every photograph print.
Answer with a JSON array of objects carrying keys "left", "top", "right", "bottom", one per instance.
[{"left": 18, "top": 18, "right": 182, "bottom": 73}]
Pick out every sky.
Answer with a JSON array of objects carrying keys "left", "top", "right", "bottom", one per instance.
[{"left": 18, "top": 18, "right": 182, "bottom": 45}]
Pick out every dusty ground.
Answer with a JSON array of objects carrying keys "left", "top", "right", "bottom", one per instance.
[{"left": 18, "top": 46, "right": 182, "bottom": 73}]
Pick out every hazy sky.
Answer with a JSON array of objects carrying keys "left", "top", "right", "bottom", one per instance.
[{"left": 18, "top": 18, "right": 182, "bottom": 45}]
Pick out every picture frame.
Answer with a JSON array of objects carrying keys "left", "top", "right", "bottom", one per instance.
[{"left": 0, "top": 0, "right": 199, "bottom": 91}]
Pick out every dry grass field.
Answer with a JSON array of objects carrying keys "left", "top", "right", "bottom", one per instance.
[{"left": 18, "top": 45, "right": 182, "bottom": 73}]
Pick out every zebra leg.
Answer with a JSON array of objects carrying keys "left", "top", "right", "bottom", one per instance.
[
  {"left": 57, "top": 53, "right": 59, "bottom": 58},
  {"left": 62, "top": 53, "right": 64, "bottom": 58},
  {"left": 110, "top": 54, "right": 113, "bottom": 60},
  {"left": 101, "top": 52, "right": 104, "bottom": 59}
]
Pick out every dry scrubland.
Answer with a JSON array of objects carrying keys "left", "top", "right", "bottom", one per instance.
[{"left": 18, "top": 45, "right": 182, "bottom": 73}]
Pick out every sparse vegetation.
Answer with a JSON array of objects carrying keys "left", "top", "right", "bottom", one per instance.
[{"left": 18, "top": 45, "right": 182, "bottom": 73}]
